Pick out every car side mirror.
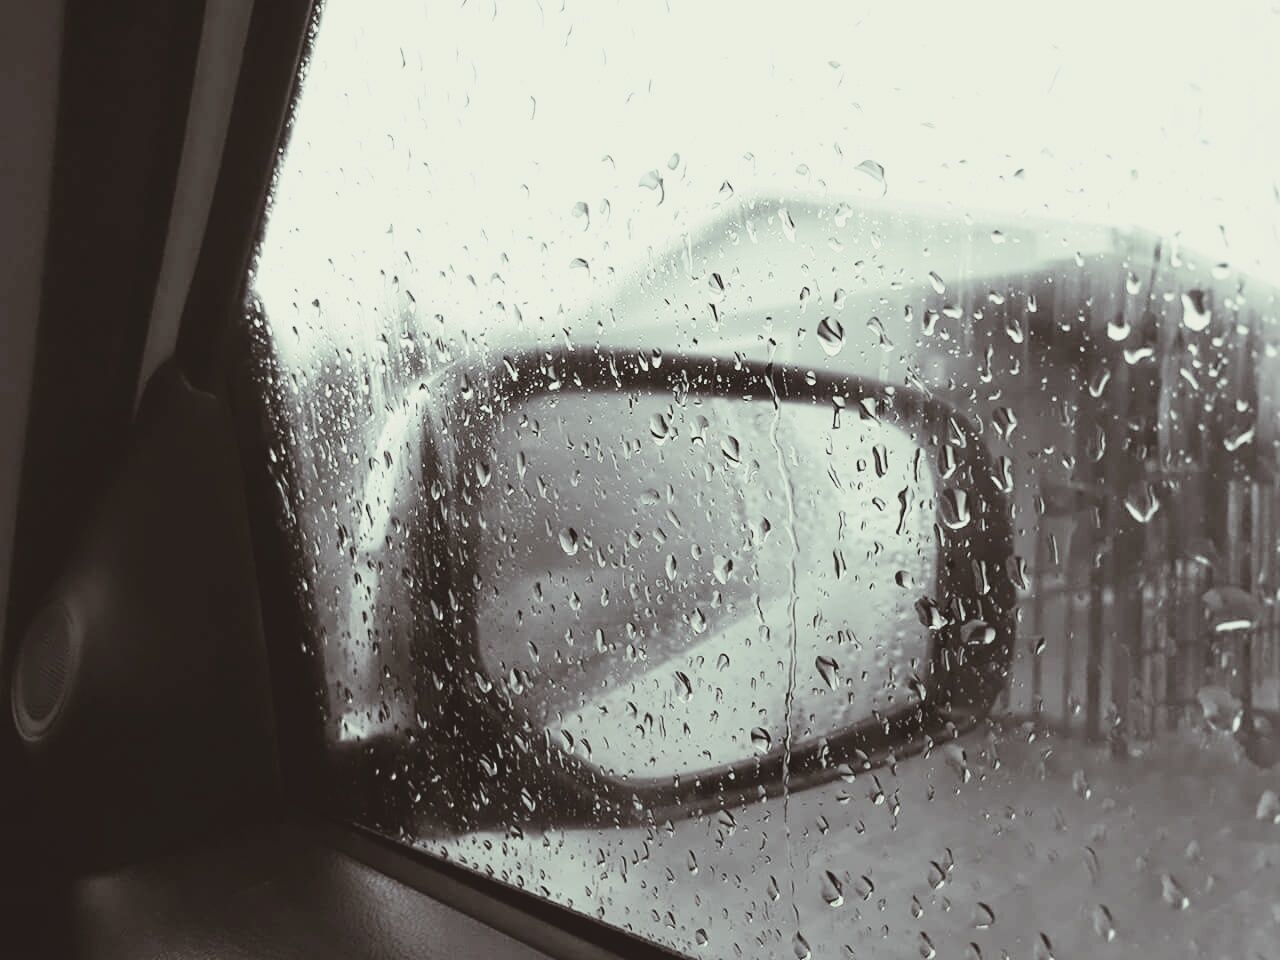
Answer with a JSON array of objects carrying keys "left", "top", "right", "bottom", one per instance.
[{"left": 392, "top": 348, "right": 1014, "bottom": 831}]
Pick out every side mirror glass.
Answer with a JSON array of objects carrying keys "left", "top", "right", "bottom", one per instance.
[{"left": 433, "top": 351, "right": 1014, "bottom": 821}]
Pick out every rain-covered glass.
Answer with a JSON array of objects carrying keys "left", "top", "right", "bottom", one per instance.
[{"left": 245, "top": 1, "right": 1280, "bottom": 956}]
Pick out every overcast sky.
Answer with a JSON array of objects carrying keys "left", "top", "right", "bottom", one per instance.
[{"left": 258, "top": 0, "right": 1280, "bottom": 359}]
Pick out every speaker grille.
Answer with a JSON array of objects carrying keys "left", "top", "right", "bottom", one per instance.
[{"left": 13, "top": 601, "right": 76, "bottom": 739}]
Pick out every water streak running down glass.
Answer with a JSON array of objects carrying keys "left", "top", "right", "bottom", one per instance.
[{"left": 246, "top": 1, "right": 1280, "bottom": 957}]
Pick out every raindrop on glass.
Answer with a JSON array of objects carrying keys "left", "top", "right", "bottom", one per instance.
[
  {"left": 558, "top": 527, "right": 580, "bottom": 556},
  {"left": 674, "top": 670, "right": 693, "bottom": 701},
  {"left": 855, "top": 158, "right": 886, "bottom": 193},
  {"left": 816, "top": 655, "right": 839, "bottom": 689},
  {"left": 721, "top": 436, "right": 742, "bottom": 465},
  {"left": 1092, "top": 904, "right": 1116, "bottom": 942},
  {"left": 873, "top": 443, "right": 889, "bottom": 477},
  {"left": 1161, "top": 874, "right": 1189, "bottom": 910},
  {"left": 650, "top": 412, "right": 673, "bottom": 444},
  {"left": 939, "top": 488, "right": 971, "bottom": 530},
  {"left": 816, "top": 315, "right": 846, "bottom": 357},
  {"left": 820, "top": 870, "right": 845, "bottom": 907},
  {"left": 1181, "top": 290, "right": 1211, "bottom": 332}
]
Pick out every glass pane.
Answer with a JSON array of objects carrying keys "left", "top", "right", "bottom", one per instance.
[
  {"left": 247, "top": 1, "right": 1280, "bottom": 957},
  {"left": 471, "top": 394, "right": 936, "bottom": 777}
]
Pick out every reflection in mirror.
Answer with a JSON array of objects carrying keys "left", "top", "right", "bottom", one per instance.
[{"left": 471, "top": 392, "right": 938, "bottom": 780}]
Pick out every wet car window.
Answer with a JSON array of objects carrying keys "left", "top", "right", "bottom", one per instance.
[{"left": 247, "top": 1, "right": 1280, "bottom": 956}]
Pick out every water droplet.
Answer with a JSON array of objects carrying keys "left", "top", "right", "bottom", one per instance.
[
  {"left": 792, "top": 931, "right": 812, "bottom": 960},
  {"left": 1161, "top": 873, "right": 1189, "bottom": 910},
  {"left": 690, "top": 608, "right": 708, "bottom": 634},
  {"left": 928, "top": 271, "right": 946, "bottom": 295},
  {"left": 721, "top": 436, "right": 741, "bottom": 465},
  {"left": 1072, "top": 769, "right": 1091, "bottom": 799},
  {"left": 962, "top": 620, "right": 996, "bottom": 646},
  {"left": 918, "top": 931, "right": 937, "bottom": 959},
  {"left": 1225, "top": 425, "right": 1255, "bottom": 452},
  {"left": 942, "top": 742, "right": 970, "bottom": 781},
  {"left": 694, "top": 928, "right": 709, "bottom": 948},
  {"left": 1125, "top": 271, "right": 1142, "bottom": 295},
  {"left": 816, "top": 655, "right": 839, "bottom": 689},
  {"left": 674, "top": 670, "right": 693, "bottom": 701},
  {"left": 855, "top": 158, "right": 886, "bottom": 193},
  {"left": 474, "top": 461, "right": 492, "bottom": 486},
  {"left": 1107, "top": 313, "right": 1131, "bottom": 341},
  {"left": 713, "top": 555, "right": 734, "bottom": 583},
  {"left": 908, "top": 674, "right": 928, "bottom": 701},
  {"left": 1256, "top": 789, "right": 1280, "bottom": 823},
  {"left": 872, "top": 443, "right": 889, "bottom": 477},
  {"left": 927, "top": 860, "right": 947, "bottom": 889},
  {"left": 1181, "top": 290, "right": 1211, "bottom": 332},
  {"left": 915, "top": 596, "right": 949, "bottom": 630},
  {"left": 994, "top": 455, "right": 1014, "bottom": 493},
  {"left": 665, "top": 554, "right": 678, "bottom": 580},
  {"left": 1092, "top": 904, "right": 1116, "bottom": 942},
  {"left": 965, "top": 944, "right": 983, "bottom": 960},
  {"left": 750, "top": 727, "right": 773, "bottom": 754},
  {"left": 1123, "top": 345, "right": 1154, "bottom": 365},
  {"left": 650, "top": 412, "right": 673, "bottom": 444},
  {"left": 867, "top": 315, "right": 893, "bottom": 349},
  {"left": 1186, "top": 537, "right": 1219, "bottom": 568},
  {"left": 854, "top": 875, "right": 875, "bottom": 900},
  {"left": 716, "top": 809, "right": 736, "bottom": 835},
  {"left": 1123, "top": 485, "right": 1160, "bottom": 523},
  {"left": 559, "top": 527, "right": 580, "bottom": 556},
  {"left": 1004, "top": 313, "right": 1025, "bottom": 343},
  {"left": 1007, "top": 554, "right": 1030, "bottom": 589},
  {"left": 939, "top": 488, "right": 971, "bottom": 529},
  {"left": 778, "top": 207, "right": 797, "bottom": 242},
  {"left": 821, "top": 870, "right": 845, "bottom": 907},
  {"left": 895, "top": 569, "right": 916, "bottom": 589},
  {"left": 816, "top": 315, "right": 846, "bottom": 357},
  {"left": 667, "top": 152, "right": 681, "bottom": 170},
  {"left": 1034, "top": 932, "right": 1056, "bottom": 960},
  {"left": 1088, "top": 367, "right": 1111, "bottom": 398},
  {"left": 638, "top": 168, "right": 664, "bottom": 200},
  {"left": 1204, "top": 586, "right": 1261, "bottom": 633},
  {"left": 716, "top": 652, "right": 731, "bottom": 670},
  {"left": 972, "top": 902, "right": 995, "bottom": 928},
  {"left": 992, "top": 406, "right": 1017, "bottom": 440}
]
